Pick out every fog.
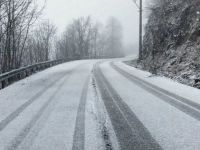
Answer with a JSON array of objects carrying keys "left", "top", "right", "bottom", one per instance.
[{"left": 39, "top": 0, "right": 141, "bottom": 55}]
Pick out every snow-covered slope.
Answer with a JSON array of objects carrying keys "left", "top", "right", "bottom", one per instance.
[{"left": 141, "top": 0, "right": 200, "bottom": 88}]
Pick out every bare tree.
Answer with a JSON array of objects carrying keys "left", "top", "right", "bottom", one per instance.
[
  {"left": 56, "top": 17, "right": 94, "bottom": 59},
  {"left": 56, "top": 16, "right": 124, "bottom": 60},
  {"left": 0, "top": 0, "right": 43, "bottom": 73},
  {"left": 104, "top": 17, "right": 124, "bottom": 58},
  {"left": 24, "top": 20, "right": 57, "bottom": 65}
]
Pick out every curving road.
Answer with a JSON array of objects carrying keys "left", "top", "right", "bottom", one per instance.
[{"left": 0, "top": 59, "right": 200, "bottom": 150}]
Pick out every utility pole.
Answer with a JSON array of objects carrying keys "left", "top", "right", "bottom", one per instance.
[
  {"left": 133, "top": 0, "right": 143, "bottom": 60},
  {"left": 139, "top": 0, "right": 142, "bottom": 60}
]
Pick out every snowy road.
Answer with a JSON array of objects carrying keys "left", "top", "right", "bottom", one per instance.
[{"left": 1, "top": 59, "right": 200, "bottom": 150}]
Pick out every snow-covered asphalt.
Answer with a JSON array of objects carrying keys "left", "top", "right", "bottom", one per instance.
[{"left": 1, "top": 59, "right": 200, "bottom": 150}]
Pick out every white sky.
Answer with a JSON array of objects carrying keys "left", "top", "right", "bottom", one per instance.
[{"left": 39, "top": 0, "right": 142, "bottom": 47}]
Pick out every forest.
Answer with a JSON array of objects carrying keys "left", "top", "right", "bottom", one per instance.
[{"left": 0, "top": 0, "right": 124, "bottom": 74}]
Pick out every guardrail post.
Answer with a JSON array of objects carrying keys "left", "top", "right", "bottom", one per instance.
[
  {"left": 2, "top": 79, "right": 8, "bottom": 89},
  {"left": 38, "top": 65, "right": 41, "bottom": 70},
  {"left": 25, "top": 70, "right": 28, "bottom": 77},
  {"left": 17, "top": 72, "right": 21, "bottom": 80},
  {"left": 18, "top": 72, "right": 24, "bottom": 79},
  {"left": 0, "top": 81, "right": 2, "bottom": 89},
  {"left": 23, "top": 70, "right": 27, "bottom": 78}
]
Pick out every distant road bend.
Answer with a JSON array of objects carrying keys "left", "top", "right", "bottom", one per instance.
[{"left": 0, "top": 59, "right": 200, "bottom": 150}]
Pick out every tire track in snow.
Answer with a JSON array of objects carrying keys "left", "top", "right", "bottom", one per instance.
[
  {"left": 110, "top": 62, "right": 200, "bottom": 122},
  {"left": 91, "top": 77, "right": 114, "bottom": 150},
  {"left": 94, "top": 63, "right": 162, "bottom": 150},
  {"left": 6, "top": 68, "right": 77, "bottom": 150},
  {"left": 0, "top": 66, "right": 79, "bottom": 132},
  {"left": 72, "top": 76, "right": 90, "bottom": 150}
]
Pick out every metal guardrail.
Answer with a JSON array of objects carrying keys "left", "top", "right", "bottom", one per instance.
[{"left": 0, "top": 58, "right": 70, "bottom": 89}]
